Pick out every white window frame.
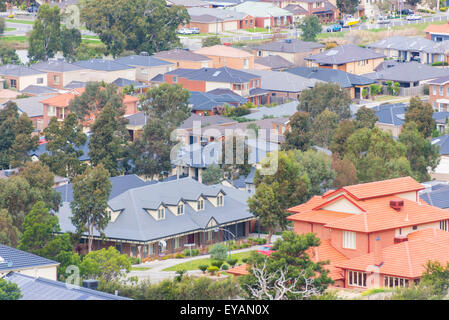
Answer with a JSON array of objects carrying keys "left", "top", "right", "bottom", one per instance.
[
  {"left": 197, "top": 199, "right": 205, "bottom": 211},
  {"left": 440, "top": 85, "right": 444, "bottom": 96},
  {"left": 177, "top": 203, "right": 184, "bottom": 215},
  {"left": 342, "top": 231, "right": 356, "bottom": 249},
  {"left": 433, "top": 85, "right": 437, "bottom": 95},
  {"left": 440, "top": 220, "right": 449, "bottom": 231},
  {"left": 384, "top": 276, "right": 409, "bottom": 288},
  {"left": 217, "top": 195, "right": 224, "bottom": 206},
  {"left": 174, "top": 237, "right": 181, "bottom": 249},
  {"left": 348, "top": 270, "right": 367, "bottom": 287},
  {"left": 158, "top": 207, "right": 165, "bottom": 220},
  {"left": 47, "top": 105, "right": 56, "bottom": 117}
]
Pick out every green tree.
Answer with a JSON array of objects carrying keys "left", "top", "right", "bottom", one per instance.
[
  {"left": 221, "top": 134, "right": 252, "bottom": 184},
  {"left": 405, "top": 96, "right": 435, "bottom": 138},
  {"left": 60, "top": 26, "right": 82, "bottom": 62},
  {"left": 141, "top": 83, "right": 191, "bottom": 128},
  {"left": 336, "top": 0, "right": 359, "bottom": 14},
  {"left": 0, "top": 209, "right": 20, "bottom": 247},
  {"left": 89, "top": 103, "right": 129, "bottom": 176},
  {"left": 354, "top": 106, "right": 378, "bottom": 129},
  {"left": 0, "top": 279, "right": 21, "bottom": 300},
  {"left": 201, "top": 165, "right": 224, "bottom": 185},
  {"left": 80, "top": 246, "right": 131, "bottom": 281},
  {"left": 202, "top": 36, "right": 221, "bottom": 47},
  {"left": 331, "top": 153, "right": 358, "bottom": 188},
  {"left": 248, "top": 151, "right": 310, "bottom": 243},
  {"left": 70, "top": 164, "right": 112, "bottom": 252},
  {"left": 311, "top": 109, "right": 339, "bottom": 148},
  {"left": 345, "top": 127, "right": 412, "bottom": 183},
  {"left": 79, "top": 0, "right": 190, "bottom": 57},
  {"left": 0, "top": 18, "right": 4, "bottom": 36},
  {"left": 283, "top": 111, "right": 312, "bottom": 151},
  {"left": 239, "top": 231, "right": 333, "bottom": 300},
  {"left": 0, "top": 44, "right": 20, "bottom": 65},
  {"left": 209, "top": 243, "right": 228, "bottom": 261},
  {"left": 299, "top": 15, "right": 321, "bottom": 42},
  {"left": 28, "top": 4, "right": 61, "bottom": 62},
  {"left": 329, "top": 119, "right": 356, "bottom": 157},
  {"left": 399, "top": 121, "right": 440, "bottom": 182},
  {"left": 40, "top": 113, "right": 87, "bottom": 179},
  {"left": 298, "top": 83, "right": 351, "bottom": 120}
]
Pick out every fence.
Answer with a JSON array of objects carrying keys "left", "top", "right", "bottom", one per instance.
[
  {"left": 381, "top": 85, "right": 424, "bottom": 96},
  {"left": 356, "top": 14, "right": 449, "bottom": 31}
]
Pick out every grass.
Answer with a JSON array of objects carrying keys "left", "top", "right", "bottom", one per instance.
[
  {"left": 5, "top": 18, "right": 34, "bottom": 24},
  {"left": 317, "top": 31, "right": 344, "bottom": 39},
  {"left": 374, "top": 95, "right": 409, "bottom": 102},
  {"left": 131, "top": 266, "right": 151, "bottom": 271},
  {"left": 163, "top": 250, "right": 253, "bottom": 272},
  {"left": 361, "top": 288, "right": 390, "bottom": 296},
  {"left": 4, "top": 28, "right": 16, "bottom": 31},
  {"left": 245, "top": 27, "right": 270, "bottom": 33}
]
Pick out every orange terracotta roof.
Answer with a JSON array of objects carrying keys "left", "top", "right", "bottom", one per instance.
[
  {"left": 286, "top": 196, "right": 328, "bottom": 213},
  {"left": 335, "top": 228, "right": 449, "bottom": 278},
  {"left": 287, "top": 209, "right": 354, "bottom": 224},
  {"left": 325, "top": 176, "right": 424, "bottom": 200},
  {"left": 194, "top": 45, "right": 254, "bottom": 58},
  {"left": 227, "top": 264, "right": 249, "bottom": 276},
  {"left": 40, "top": 88, "right": 85, "bottom": 107},
  {"left": 324, "top": 196, "right": 449, "bottom": 233},
  {"left": 307, "top": 240, "right": 348, "bottom": 280},
  {"left": 425, "top": 24, "right": 449, "bottom": 35},
  {"left": 123, "top": 95, "right": 138, "bottom": 103}
]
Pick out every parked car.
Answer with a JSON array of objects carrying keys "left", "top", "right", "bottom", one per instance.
[
  {"left": 190, "top": 27, "right": 200, "bottom": 34},
  {"left": 342, "top": 16, "right": 359, "bottom": 27},
  {"left": 327, "top": 24, "right": 342, "bottom": 32},
  {"left": 256, "top": 244, "right": 274, "bottom": 257},
  {"left": 406, "top": 14, "right": 422, "bottom": 21},
  {"left": 27, "top": 5, "right": 39, "bottom": 13},
  {"left": 377, "top": 16, "right": 391, "bottom": 24},
  {"left": 397, "top": 9, "right": 414, "bottom": 15},
  {"left": 177, "top": 28, "right": 192, "bottom": 35}
]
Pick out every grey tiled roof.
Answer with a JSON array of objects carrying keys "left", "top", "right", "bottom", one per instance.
[
  {"left": 63, "top": 81, "right": 86, "bottom": 89},
  {"left": 363, "top": 62, "right": 449, "bottom": 82},
  {"left": 368, "top": 36, "right": 449, "bottom": 55},
  {"left": 188, "top": 91, "right": 246, "bottom": 111},
  {"left": 420, "top": 185, "right": 449, "bottom": 209},
  {"left": 4, "top": 272, "right": 131, "bottom": 300},
  {"left": 165, "top": 67, "right": 260, "bottom": 83},
  {"left": 9, "top": 95, "right": 57, "bottom": 118},
  {"left": 431, "top": 134, "right": 449, "bottom": 155},
  {"left": 73, "top": 59, "right": 134, "bottom": 71},
  {"left": 168, "top": 0, "right": 210, "bottom": 6},
  {"left": 428, "top": 75, "right": 449, "bottom": 85},
  {"left": 154, "top": 49, "right": 211, "bottom": 62},
  {"left": 179, "top": 114, "right": 237, "bottom": 129},
  {"left": 114, "top": 54, "right": 174, "bottom": 67},
  {"left": 56, "top": 178, "right": 253, "bottom": 242},
  {"left": 284, "top": 4, "right": 308, "bottom": 15},
  {"left": 0, "top": 64, "right": 45, "bottom": 77},
  {"left": 306, "top": 44, "right": 385, "bottom": 65},
  {"left": 188, "top": 7, "right": 247, "bottom": 21},
  {"left": 286, "top": 66, "right": 375, "bottom": 88},
  {"left": 253, "top": 39, "right": 324, "bottom": 53},
  {"left": 254, "top": 55, "right": 294, "bottom": 70},
  {"left": 0, "top": 245, "right": 58, "bottom": 272},
  {"left": 372, "top": 103, "right": 407, "bottom": 127},
  {"left": 29, "top": 134, "right": 91, "bottom": 161},
  {"left": 125, "top": 111, "right": 149, "bottom": 127},
  {"left": 20, "top": 85, "right": 58, "bottom": 95},
  {"left": 248, "top": 69, "right": 319, "bottom": 92},
  {"left": 32, "top": 60, "right": 85, "bottom": 72},
  {"left": 243, "top": 100, "right": 298, "bottom": 120},
  {"left": 112, "top": 77, "right": 148, "bottom": 89}
]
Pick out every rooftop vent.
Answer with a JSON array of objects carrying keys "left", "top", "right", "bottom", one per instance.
[
  {"left": 82, "top": 279, "right": 99, "bottom": 291},
  {"left": 390, "top": 199, "right": 404, "bottom": 211},
  {"left": 140, "top": 51, "right": 149, "bottom": 56}
]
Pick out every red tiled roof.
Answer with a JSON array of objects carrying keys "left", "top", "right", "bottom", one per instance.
[
  {"left": 287, "top": 209, "right": 353, "bottom": 224},
  {"left": 286, "top": 196, "right": 328, "bottom": 213},
  {"left": 425, "top": 24, "right": 449, "bottom": 35},
  {"left": 335, "top": 229, "right": 449, "bottom": 278},
  {"left": 39, "top": 88, "right": 85, "bottom": 107},
  {"left": 227, "top": 264, "right": 249, "bottom": 276},
  {"left": 307, "top": 240, "right": 348, "bottom": 280}
]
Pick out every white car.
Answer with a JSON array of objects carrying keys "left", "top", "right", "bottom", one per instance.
[
  {"left": 177, "top": 28, "right": 192, "bottom": 35},
  {"left": 406, "top": 14, "right": 422, "bottom": 21},
  {"left": 376, "top": 16, "right": 390, "bottom": 24}
]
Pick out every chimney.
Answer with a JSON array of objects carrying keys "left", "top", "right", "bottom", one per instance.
[
  {"left": 374, "top": 236, "right": 383, "bottom": 267},
  {"left": 390, "top": 199, "right": 404, "bottom": 211}
]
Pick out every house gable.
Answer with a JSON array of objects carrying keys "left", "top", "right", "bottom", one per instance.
[{"left": 315, "top": 194, "right": 365, "bottom": 214}]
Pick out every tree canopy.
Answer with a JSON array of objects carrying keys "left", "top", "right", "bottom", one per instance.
[
  {"left": 0, "top": 279, "right": 21, "bottom": 300},
  {"left": 299, "top": 15, "right": 321, "bottom": 42},
  {"left": 283, "top": 111, "right": 312, "bottom": 151},
  {"left": 405, "top": 96, "right": 435, "bottom": 138}
]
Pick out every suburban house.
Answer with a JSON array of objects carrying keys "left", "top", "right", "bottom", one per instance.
[
  {"left": 2, "top": 272, "right": 131, "bottom": 300},
  {"left": 242, "top": 100, "right": 297, "bottom": 120},
  {"left": 427, "top": 75, "right": 449, "bottom": 112},
  {"left": 194, "top": 45, "right": 255, "bottom": 70},
  {"left": 363, "top": 62, "right": 449, "bottom": 96},
  {"left": 114, "top": 53, "right": 175, "bottom": 84},
  {"left": 421, "top": 181, "right": 449, "bottom": 209},
  {"left": 112, "top": 78, "right": 149, "bottom": 94},
  {"left": 425, "top": 22, "right": 449, "bottom": 42},
  {"left": 20, "top": 85, "right": 58, "bottom": 97},
  {"left": 305, "top": 44, "right": 385, "bottom": 75},
  {"left": 166, "top": 0, "right": 211, "bottom": 7},
  {"left": 367, "top": 36, "right": 449, "bottom": 65},
  {"left": 227, "top": 2, "right": 293, "bottom": 28},
  {"left": 185, "top": 7, "right": 253, "bottom": 32},
  {"left": 163, "top": 67, "right": 270, "bottom": 106},
  {"left": 254, "top": 55, "right": 295, "bottom": 71},
  {"left": 286, "top": 0, "right": 338, "bottom": 23},
  {"left": 283, "top": 4, "right": 308, "bottom": 23},
  {"left": 287, "top": 177, "right": 449, "bottom": 289},
  {"left": 188, "top": 90, "right": 247, "bottom": 115},
  {"left": 178, "top": 113, "right": 237, "bottom": 144},
  {"left": 153, "top": 49, "right": 213, "bottom": 69},
  {"left": 286, "top": 66, "right": 375, "bottom": 100},
  {"left": 248, "top": 69, "right": 320, "bottom": 103},
  {"left": 430, "top": 135, "right": 449, "bottom": 180},
  {"left": 124, "top": 111, "right": 150, "bottom": 141},
  {"left": 72, "top": 58, "right": 136, "bottom": 83},
  {"left": 0, "top": 64, "right": 48, "bottom": 91},
  {"left": 252, "top": 39, "right": 325, "bottom": 66},
  {"left": 31, "top": 60, "right": 88, "bottom": 89},
  {"left": 0, "top": 244, "right": 59, "bottom": 281},
  {"left": 55, "top": 176, "right": 254, "bottom": 258}
]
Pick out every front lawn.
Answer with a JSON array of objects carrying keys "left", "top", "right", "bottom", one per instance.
[
  {"left": 5, "top": 18, "right": 34, "bottom": 24},
  {"left": 163, "top": 250, "right": 253, "bottom": 272},
  {"left": 245, "top": 27, "right": 270, "bottom": 33}
]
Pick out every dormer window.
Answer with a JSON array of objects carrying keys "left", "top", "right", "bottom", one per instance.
[
  {"left": 217, "top": 195, "right": 224, "bottom": 206},
  {"left": 177, "top": 203, "right": 184, "bottom": 215},
  {"left": 197, "top": 199, "right": 205, "bottom": 211},
  {"left": 158, "top": 207, "right": 165, "bottom": 220}
]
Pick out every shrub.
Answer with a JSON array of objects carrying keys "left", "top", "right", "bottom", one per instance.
[
  {"left": 221, "top": 264, "right": 229, "bottom": 271},
  {"left": 440, "top": 7, "right": 447, "bottom": 11},
  {"left": 432, "top": 61, "right": 448, "bottom": 66},
  {"left": 192, "top": 249, "right": 200, "bottom": 256},
  {"left": 161, "top": 254, "right": 173, "bottom": 260},
  {"left": 175, "top": 269, "right": 186, "bottom": 282},
  {"left": 207, "top": 266, "right": 219, "bottom": 275},
  {"left": 128, "top": 256, "right": 141, "bottom": 265},
  {"left": 242, "top": 258, "right": 248, "bottom": 263},
  {"left": 227, "top": 258, "right": 238, "bottom": 267},
  {"left": 211, "top": 260, "right": 224, "bottom": 269},
  {"left": 209, "top": 243, "right": 228, "bottom": 261},
  {"left": 175, "top": 253, "right": 185, "bottom": 259},
  {"left": 257, "top": 238, "right": 267, "bottom": 245},
  {"left": 199, "top": 264, "right": 209, "bottom": 273}
]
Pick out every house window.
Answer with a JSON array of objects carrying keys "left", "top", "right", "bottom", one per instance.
[
  {"left": 446, "top": 86, "right": 449, "bottom": 96},
  {"left": 131, "top": 245, "right": 137, "bottom": 257},
  {"left": 115, "top": 243, "right": 122, "bottom": 253},
  {"left": 440, "top": 220, "right": 449, "bottom": 231},
  {"left": 148, "top": 243, "right": 154, "bottom": 255},
  {"left": 174, "top": 237, "right": 181, "bottom": 249},
  {"left": 440, "top": 86, "right": 444, "bottom": 96},
  {"left": 433, "top": 85, "right": 437, "bottom": 95},
  {"left": 384, "top": 276, "right": 409, "bottom": 288},
  {"left": 348, "top": 270, "right": 367, "bottom": 287},
  {"left": 197, "top": 199, "right": 205, "bottom": 211},
  {"left": 217, "top": 195, "right": 224, "bottom": 206},
  {"left": 158, "top": 207, "right": 165, "bottom": 220},
  {"left": 47, "top": 106, "right": 56, "bottom": 116},
  {"left": 206, "top": 230, "right": 213, "bottom": 241},
  {"left": 173, "top": 76, "right": 178, "bottom": 83},
  {"left": 412, "top": 225, "right": 417, "bottom": 230},
  {"left": 342, "top": 231, "right": 356, "bottom": 249},
  {"left": 257, "top": 51, "right": 262, "bottom": 57},
  {"left": 244, "top": 59, "right": 249, "bottom": 69},
  {"left": 177, "top": 204, "right": 184, "bottom": 215},
  {"left": 53, "top": 75, "right": 60, "bottom": 84},
  {"left": 10, "top": 79, "right": 17, "bottom": 88},
  {"left": 37, "top": 78, "right": 43, "bottom": 84}
]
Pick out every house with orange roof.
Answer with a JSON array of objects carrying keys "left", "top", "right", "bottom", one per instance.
[
  {"left": 287, "top": 176, "right": 449, "bottom": 289},
  {"left": 425, "top": 22, "right": 449, "bottom": 42},
  {"left": 194, "top": 45, "right": 255, "bottom": 70}
]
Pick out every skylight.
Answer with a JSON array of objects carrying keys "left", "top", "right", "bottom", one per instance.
[
  {"left": 326, "top": 50, "right": 338, "bottom": 56},
  {"left": 213, "top": 71, "right": 221, "bottom": 77}
]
